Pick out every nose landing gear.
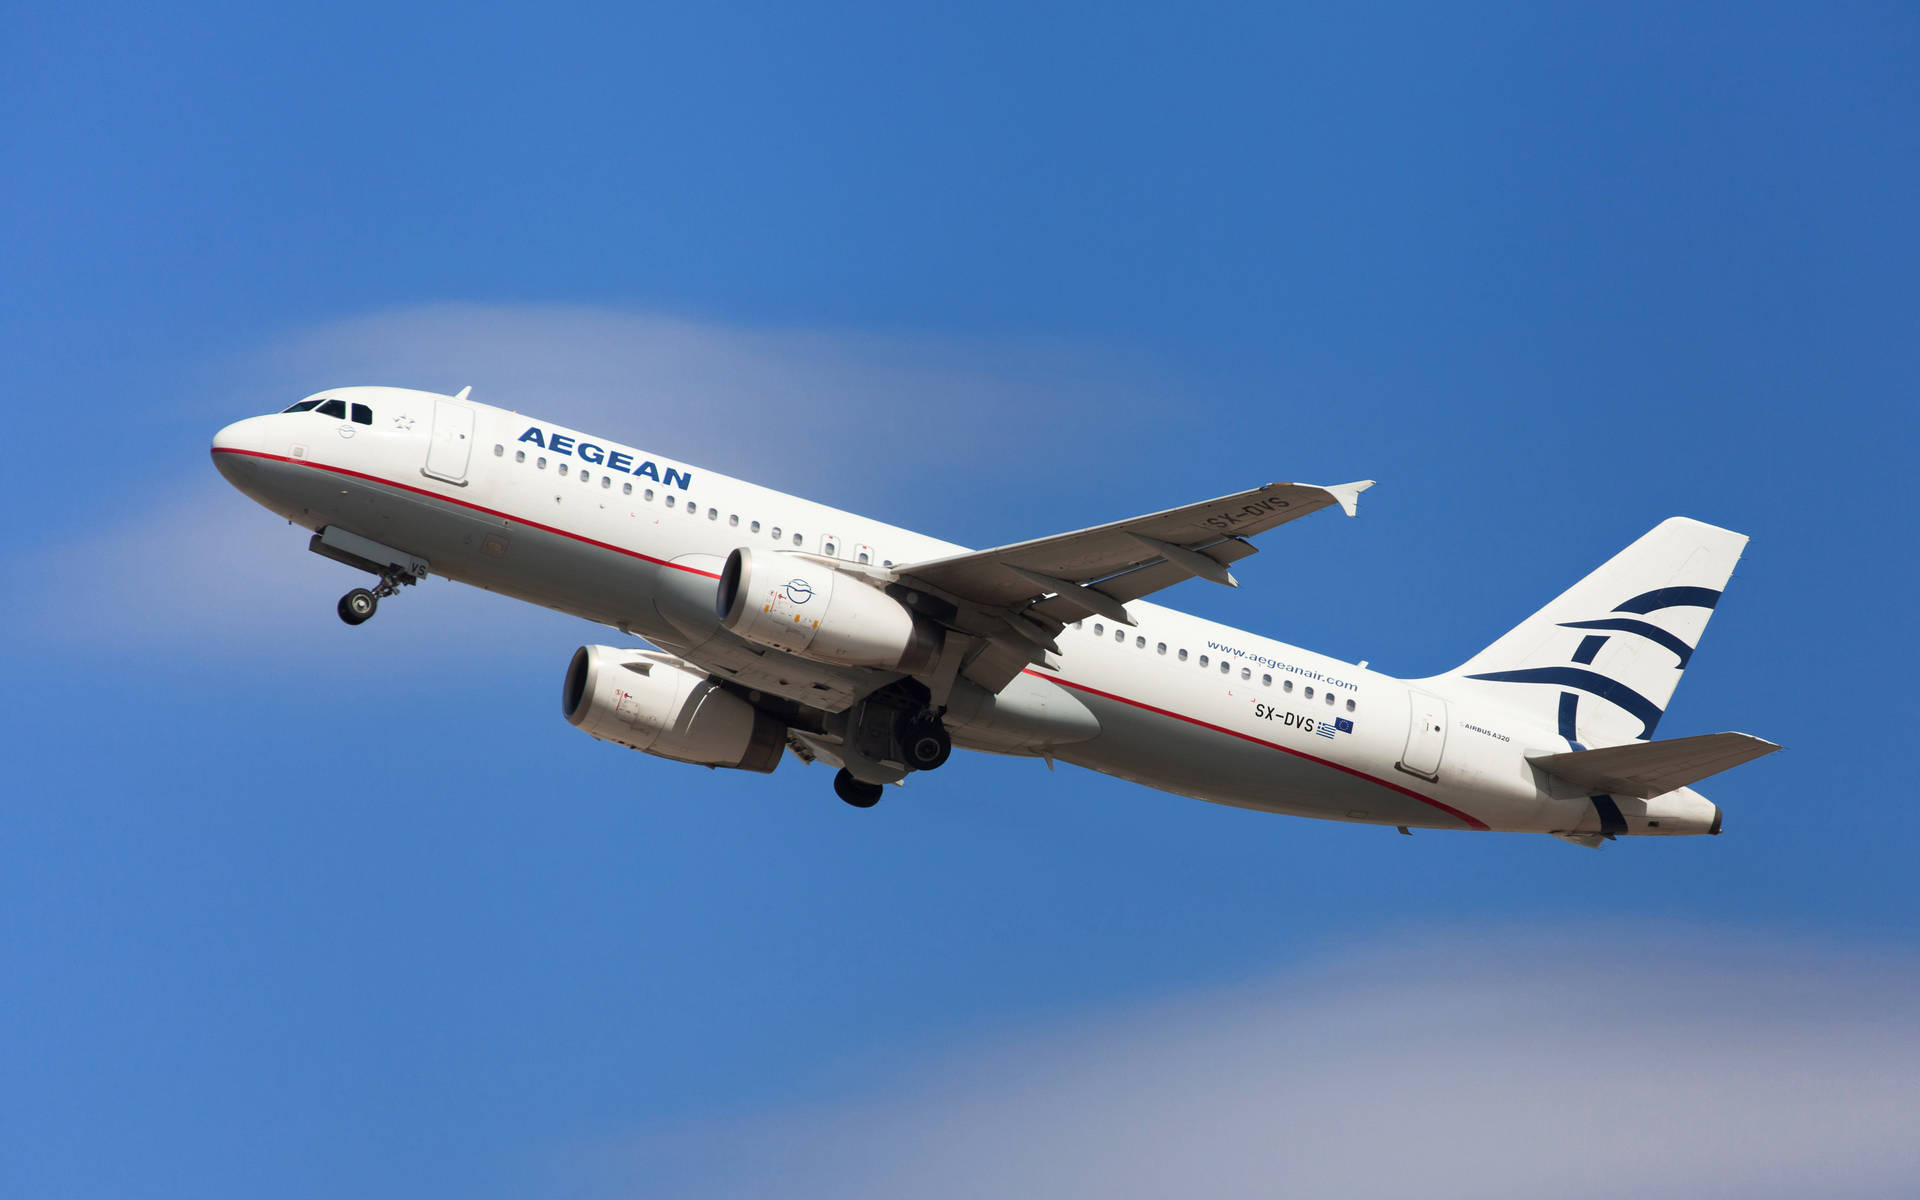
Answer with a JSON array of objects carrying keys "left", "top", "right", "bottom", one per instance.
[
  {"left": 335, "top": 568, "right": 416, "bottom": 626},
  {"left": 338, "top": 588, "right": 379, "bottom": 625},
  {"left": 310, "top": 526, "right": 429, "bottom": 627}
]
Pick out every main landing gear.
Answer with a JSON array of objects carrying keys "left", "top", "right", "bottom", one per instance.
[
  {"left": 896, "top": 711, "right": 952, "bottom": 772},
  {"left": 833, "top": 769, "right": 884, "bottom": 808},
  {"left": 335, "top": 568, "right": 417, "bottom": 626},
  {"left": 830, "top": 705, "right": 953, "bottom": 808}
]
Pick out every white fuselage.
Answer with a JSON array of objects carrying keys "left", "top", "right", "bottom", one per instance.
[{"left": 211, "top": 386, "right": 1720, "bottom": 837}]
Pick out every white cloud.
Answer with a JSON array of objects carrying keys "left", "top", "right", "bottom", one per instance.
[
  {"left": 561, "top": 936, "right": 1920, "bottom": 1200},
  {"left": 19, "top": 304, "right": 1162, "bottom": 657},
  {"left": 12, "top": 475, "right": 590, "bottom": 663},
  {"left": 206, "top": 303, "right": 1163, "bottom": 494}
]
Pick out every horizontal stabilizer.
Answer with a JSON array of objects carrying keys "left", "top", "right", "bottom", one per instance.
[{"left": 1528, "top": 732, "right": 1780, "bottom": 799}]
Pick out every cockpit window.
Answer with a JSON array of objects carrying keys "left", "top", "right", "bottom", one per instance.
[
  {"left": 281, "top": 400, "right": 322, "bottom": 413},
  {"left": 350, "top": 403, "right": 372, "bottom": 425},
  {"left": 317, "top": 399, "right": 347, "bottom": 419}
]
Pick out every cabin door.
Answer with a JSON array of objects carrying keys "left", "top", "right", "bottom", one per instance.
[{"left": 424, "top": 398, "right": 476, "bottom": 484}]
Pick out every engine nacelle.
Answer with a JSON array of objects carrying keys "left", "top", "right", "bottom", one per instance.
[
  {"left": 562, "top": 645, "right": 785, "bottom": 773},
  {"left": 716, "top": 549, "right": 943, "bottom": 674}
]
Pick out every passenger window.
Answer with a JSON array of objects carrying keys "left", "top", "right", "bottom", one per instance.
[
  {"left": 1221, "top": 661, "right": 1231, "bottom": 674},
  {"left": 708, "top": 508, "right": 718, "bottom": 520},
  {"left": 601, "top": 476, "right": 611, "bottom": 489},
  {"left": 1304, "top": 687, "right": 1314, "bottom": 700},
  {"left": 537, "top": 457, "right": 547, "bottom": 469},
  {"left": 1262, "top": 673, "right": 1272, "bottom": 686},
  {"left": 1094, "top": 623, "right": 1105, "bottom": 636},
  {"left": 857, "top": 550, "right": 869, "bottom": 564},
  {"left": 1199, "top": 655, "right": 1209, "bottom": 667},
  {"left": 559, "top": 463, "right": 569, "bottom": 477},
  {"left": 792, "top": 532, "right": 802, "bottom": 545},
  {"left": 1283, "top": 679, "right": 1293, "bottom": 693},
  {"left": 730, "top": 515, "right": 739, "bottom": 527},
  {"left": 824, "top": 540, "right": 837, "bottom": 556},
  {"left": 581, "top": 471, "right": 591, "bottom": 484},
  {"left": 771, "top": 526, "right": 782, "bottom": 539},
  {"left": 1114, "top": 629, "right": 1124, "bottom": 642},
  {"left": 1346, "top": 699, "right": 1356, "bottom": 712},
  {"left": 317, "top": 399, "right": 347, "bottom": 419},
  {"left": 1156, "top": 642, "right": 1166, "bottom": 654},
  {"left": 1241, "top": 667, "right": 1251, "bottom": 680},
  {"left": 351, "top": 403, "right": 373, "bottom": 425},
  {"left": 281, "top": 400, "right": 322, "bottom": 413},
  {"left": 493, "top": 444, "right": 504, "bottom": 457},
  {"left": 1326, "top": 692, "right": 1336, "bottom": 705},
  {"left": 751, "top": 520, "right": 761, "bottom": 533},
  {"left": 1178, "top": 649, "right": 1188, "bottom": 661},
  {"left": 883, "top": 560, "right": 894, "bottom": 568},
  {"left": 1136, "top": 636, "right": 1146, "bottom": 649},
  {"left": 623, "top": 482, "right": 632, "bottom": 495},
  {"left": 644, "top": 488, "right": 654, "bottom": 501},
  {"left": 515, "top": 450, "right": 526, "bottom": 463}
]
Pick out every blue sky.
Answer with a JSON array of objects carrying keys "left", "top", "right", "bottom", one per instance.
[{"left": 3, "top": 4, "right": 1917, "bottom": 1197}]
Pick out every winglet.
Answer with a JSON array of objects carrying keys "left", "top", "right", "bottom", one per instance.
[
  {"left": 1323, "top": 480, "right": 1374, "bottom": 518},
  {"left": 453, "top": 385, "right": 473, "bottom": 402}
]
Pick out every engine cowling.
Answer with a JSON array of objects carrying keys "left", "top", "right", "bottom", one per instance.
[
  {"left": 716, "top": 549, "right": 943, "bottom": 674},
  {"left": 562, "top": 645, "right": 785, "bottom": 773}
]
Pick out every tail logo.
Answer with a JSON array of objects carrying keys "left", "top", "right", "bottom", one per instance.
[{"left": 1465, "top": 586, "right": 1720, "bottom": 743}]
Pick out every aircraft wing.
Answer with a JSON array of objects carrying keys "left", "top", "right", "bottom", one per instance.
[{"left": 895, "top": 480, "right": 1373, "bottom": 693}]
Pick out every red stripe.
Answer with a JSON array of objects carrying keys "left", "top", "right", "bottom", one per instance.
[
  {"left": 1024, "top": 669, "right": 1490, "bottom": 830},
  {"left": 217, "top": 447, "right": 1485, "bottom": 828},
  {"left": 211, "top": 447, "right": 722, "bottom": 579}
]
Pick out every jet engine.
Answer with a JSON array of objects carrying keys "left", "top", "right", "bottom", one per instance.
[
  {"left": 716, "top": 549, "right": 943, "bottom": 674},
  {"left": 562, "top": 645, "right": 786, "bottom": 773}
]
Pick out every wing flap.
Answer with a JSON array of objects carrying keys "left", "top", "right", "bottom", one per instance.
[{"left": 1528, "top": 732, "right": 1781, "bottom": 799}]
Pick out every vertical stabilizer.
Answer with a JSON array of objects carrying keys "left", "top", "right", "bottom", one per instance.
[{"left": 1431, "top": 518, "right": 1748, "bottom": 747}]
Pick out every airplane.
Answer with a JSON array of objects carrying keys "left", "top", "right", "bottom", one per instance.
[{"left": 211, "top": 385, "right": 1777, "bottom": 845}]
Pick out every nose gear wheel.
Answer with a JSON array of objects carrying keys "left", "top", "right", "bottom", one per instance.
[
  {"left": 335, "top": 566, "right": 418, "bottom": 626},
  {"left": 337, "top": 588, "right": 378, "bottom": 625}
]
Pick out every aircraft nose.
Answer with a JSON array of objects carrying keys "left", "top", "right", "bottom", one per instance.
[
  {"left": 212, "top": 414, "right": 278, "bottom": 456},
  {"left": 212, "top": 417, "right": 255, "bottom": 453},
  {"left": 211, "top": 416, "right": 271, "bottom": 484}
]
